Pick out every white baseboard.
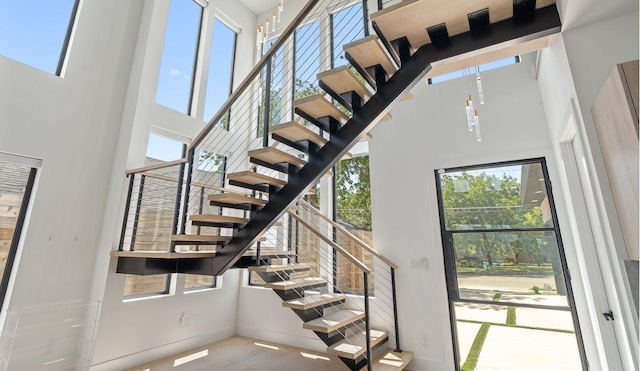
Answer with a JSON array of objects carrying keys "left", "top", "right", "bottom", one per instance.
[{"left": 90, "top": 327, "right": 235, "bottom": 371}]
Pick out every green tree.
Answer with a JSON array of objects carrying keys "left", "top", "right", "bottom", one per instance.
[
  {"left": 336, "top": 155, "right": 371, "bottom": 231},
  {"left": 441, "top": 172, "right": 546, "bottom": 265}
]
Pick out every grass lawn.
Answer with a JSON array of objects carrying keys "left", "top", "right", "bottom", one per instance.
[{"left": 458, "top": 263, "right": 554, "bottom": 277}]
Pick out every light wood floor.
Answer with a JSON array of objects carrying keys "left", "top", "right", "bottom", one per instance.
[{"left": 127, "top": 336, "right": 349, "bottom": 371}]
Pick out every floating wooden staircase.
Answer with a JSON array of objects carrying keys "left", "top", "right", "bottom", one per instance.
[
  {"left": 115, "top": 0, "right": 561, "bottom": 369},
  {"left": 247, "top": 260, "right": 408, "bottom": 370}
]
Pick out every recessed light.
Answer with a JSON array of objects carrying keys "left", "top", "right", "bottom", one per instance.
[
  {"left": 538, "top": 178, "right": 544, "bottom": 181},
  {"left": 531, "top": 199, "right": 538, "bottom": 202},
  {"left": 535, "top": 190, "right": 542, "bottom": 194}
]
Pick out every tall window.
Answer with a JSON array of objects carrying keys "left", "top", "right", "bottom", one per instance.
[
  {"left": 0, "top": 0, "right": 79, "bottom": 75},
  {"left": 335, "top": 155, "right": 373, "bottom": 294},
  {"left": 436, "top": 159, "right": 586, "bottom": 370},
  {"left": 294, "top": 21, "right": 321, "bottom": 100},
  {"left": 330, "top": 2, "right": 364, "bottom": 68},
  {"left": 123, "top": 133, "right": 186, "bottom": 299},
  {"left": 155, "top": 0, "right": 203, "bottom": 114},
  {"left": 258, "top": 38, "right": 285, "bottom": 138},
  {"left": 203, "top": 18, "right": 236, "bottom": 129}
]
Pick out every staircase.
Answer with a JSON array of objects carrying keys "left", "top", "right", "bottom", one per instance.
[{"left": 114, "top": 0, "right": 561, "bottom": 369}]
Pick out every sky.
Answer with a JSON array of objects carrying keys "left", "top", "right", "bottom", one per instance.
[
  {"left": 0, "top": 0, "right": 76, "bottom": 74},
  {"left": 146, "top": 134, "right": 184, "bottom": 163},
  {"left": 430, "top": 57, "right": 517, "bottom": 84},
  {"left": 155, "top": 0, "right": 202, "bottom": 115}
]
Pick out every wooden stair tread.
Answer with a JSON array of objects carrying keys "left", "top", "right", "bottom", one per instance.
[
  {"left": 264, "top": 277, "right": 326, "bottom": 290},
  {"left": 283, "top": 293, "right": 347, "bottom": 310},
  {"left": 401, "top": 92, "right": 413, "bottom": 101},
  {"left": 171, "top": 235, "right": 232, "bottom": 243},
  {"left": 328, "top": 329, "right": 388, "bottom": 359},
  {"left": 110, "top": 250, "right": 216, "bottom": 259},
  {"left": 208, "top": 193, "right": 266, "bottom": 206},
  {"left": 343, "top": 35, "right": 398, "bottom": 77},
  {"left": 294, "top": 94, "right": 349, "bottom": 124},
  {"left": 318, "top": 65, "right": 372, "bottom": 100},
  {"left": 270, "top": 122, "right": 352, "bottom": 159},
  {"left": 303, "top": 309, "right": 365, "bottom": 333},
  {"left": 228, "top": 171, "right": 287, "bottom": 187},
  {"left": 271, "top": 121, "right": 328, "bottom": 146},
  {"left": 371, "top": 0, "right": 555, "bottom": 50},
  {"left": 371, "top": 0, "right": 557, "bottom": 80},
  {"left": 247, "top": 263, "right": 310, "bottom": 273},
  {"left": 248, "top": 147, "right": 306, "bottom": 167},
  {"left": 369, "top": 350, "right": 414, "bottom": 371},
  {"left": 189, "top": 214, "right": 248, "bottom": 225}
]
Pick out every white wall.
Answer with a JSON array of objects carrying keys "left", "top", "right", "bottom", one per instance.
[
  {"left": 0, "top": 0, "right": 142, "bottom": 316},
  {"left": 90, "top": 0, "right": 259, "bottom": 369},
  {"left": 537, "top": 10, "right": 639, "bottom": 371},
  {"left": 368, "top": 58, "right": 585, "bottom": 370}
]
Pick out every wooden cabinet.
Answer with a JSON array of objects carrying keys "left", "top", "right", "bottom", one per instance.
[{"left": 592, "top": 60, "right": 639, "bottom": 261}]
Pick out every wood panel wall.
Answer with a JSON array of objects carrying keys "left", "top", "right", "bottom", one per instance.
[{"left": 592, "top": 60, "right": 639, "bottom": 261}]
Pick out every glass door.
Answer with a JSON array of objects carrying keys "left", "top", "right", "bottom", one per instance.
[{"left": 435, "top": 158, "right": 587, "bottom": 371}]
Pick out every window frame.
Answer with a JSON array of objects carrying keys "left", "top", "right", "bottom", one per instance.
[
  {"left": 0, "top": 156, "right": 39, "bottom": 310},
  {"left": 0, "top": 0, "right": 80, "bottom": 76},
  {"left": 184, "top": 274, "right": 218, "bottom": 292},
  {"left": 427, "top": 56, "right": 521, "bottom": 85},
  {"left": 434, "top": 157, "right": 588, "bottom": 370},
  {"left": 123, "top": 274, "right": 172, "bottom": 301},
  {"left": 201, "top": 16, "right": 237, "bottom": 130},
  {"left": 155, "top": 0, "right": 205, "bottom": 116}
]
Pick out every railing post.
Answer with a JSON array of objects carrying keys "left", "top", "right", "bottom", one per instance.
[
  {"left": 362, "top": 0, "right": 370, "bottom": 36},
  {"left": 262, "top": 57, "right": 273, "bottom": 147},
  {"left": 118, "top": 174, "right": 135, "bottom": 251},
  {"left": 130, "top": 175, "right": 146, "bottom": 252},
  {"left": 196, "top": 186, "right": 205, "bottom": 250},
  {"left": 170, "top": 162, "right": 186, "bottom": 253},
  {"left": 363, "top": 272, "right": 372, "bottom": 371},
  {"left": 180, "top": 148, "right": 195, "bottom": 234},
  {"left": 391, "top": 267, "right": 402, "bottom": 352}
]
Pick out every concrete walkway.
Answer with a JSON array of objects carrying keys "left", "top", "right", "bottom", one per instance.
[{"left": 455, "top": 301, "right": 582, "bottom": 370}]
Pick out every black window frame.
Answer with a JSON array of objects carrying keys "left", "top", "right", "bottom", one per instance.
[
  {"left": 0, "top": 165, "right": 37, "bottom": 310},
  {"left": 434, "top": 157, "right": 588, "bottom": 371}
]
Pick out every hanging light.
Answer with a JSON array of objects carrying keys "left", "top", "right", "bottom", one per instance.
[
  {"left": 277, "top": 0, "right": 283, "bottom": 22},
  {"left": 476, "top": 66, "right": 485, "bottom": 104},
  {"left": 272, "top": 12, "right": 277, "bottom": 31},
  {"left": 474, "top": 109, "right": 482, "bottom": 142},
  {"left": 466, "top": 96, "right": 474, "bottom": 131},
  {"left": 462, "top": 66, "right": 485, "bottom": 141}
]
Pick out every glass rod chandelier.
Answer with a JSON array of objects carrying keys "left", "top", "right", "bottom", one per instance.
[
  {"left": 463, "top": 66, "right": 484, "bottom": 142},
  {"left": 256, "top": 0, "right": 283, "bottom": 51}
]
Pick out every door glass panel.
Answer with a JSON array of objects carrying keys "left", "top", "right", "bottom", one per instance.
[
  {"left": 440, "top": 163, "right": 553, "bottom": 230},
  {"left": 453, "top": 231, "right": 568, "bottom": 307},
  {"left": 437, "top": 159, "right": 585, "bottom": 370}
]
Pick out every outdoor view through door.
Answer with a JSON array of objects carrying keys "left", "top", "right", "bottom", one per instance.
[{"left": 435, "top": 158, "right": 586, "bottom": 371}]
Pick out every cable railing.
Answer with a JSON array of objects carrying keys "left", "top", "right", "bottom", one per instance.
[
  {"left": 244, "top": 204, "right": 377, "bottom": 369},
  {"left": 175, "top": 0, "right": 370, "bottom": 241},
  {"left": 294, "top": 198, "right": 403, "bottom": 353}
]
